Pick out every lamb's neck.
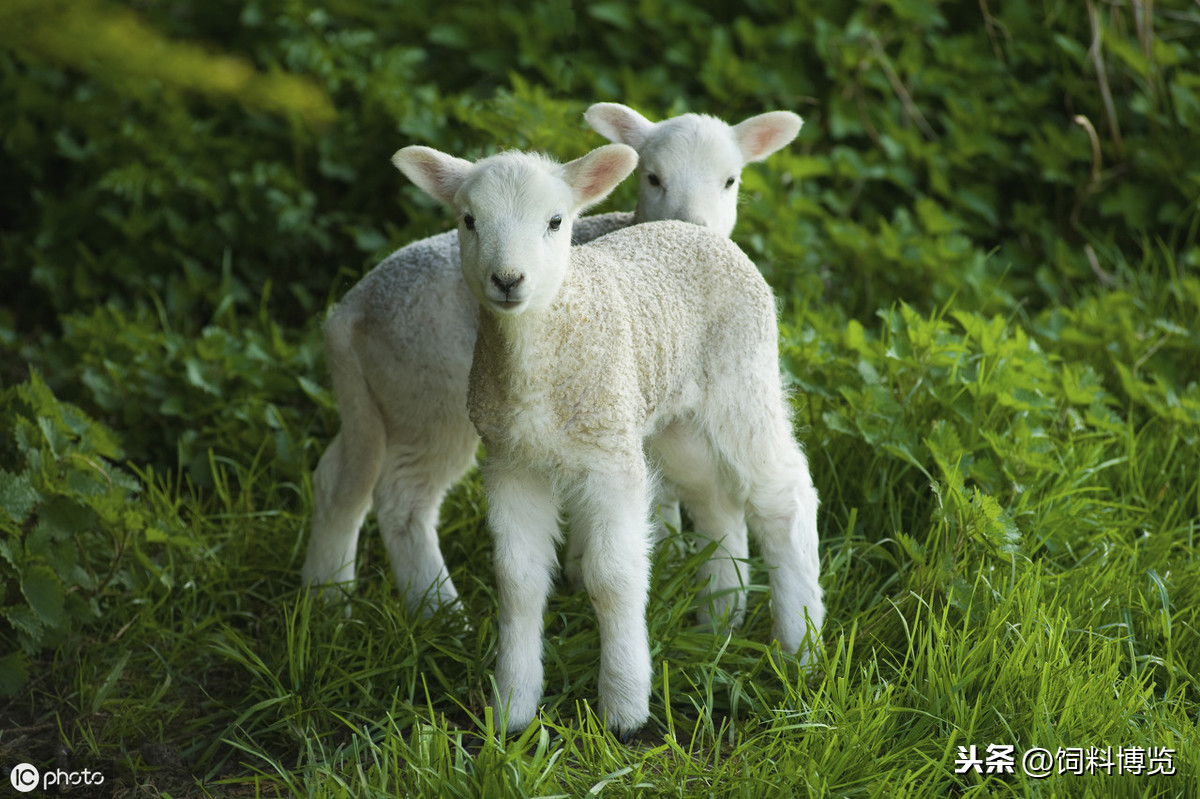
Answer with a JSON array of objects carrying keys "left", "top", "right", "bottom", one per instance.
[{"left": 478, "top": 307, "right": 558, "bottom": 382}]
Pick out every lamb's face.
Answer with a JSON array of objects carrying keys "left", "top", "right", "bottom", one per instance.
[
  {"left": 585, "top": 104, "right": 802, "bottom": 240},
  {"left": 454, "top": 155, "right": 575, "bottom": 317},
  {"left": 634, "top": 114, "right": 743, "bottom": 237},
  {"left": 392, "top": 143, "right": 636, "bottom": 317}
]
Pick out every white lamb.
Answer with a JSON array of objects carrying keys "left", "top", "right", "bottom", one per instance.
[
  {"left": 392, "top": 142, "right": 823, "bottom": 734},
  {"left": 303, "top": 104, "right": 803, "bottom": 619}
]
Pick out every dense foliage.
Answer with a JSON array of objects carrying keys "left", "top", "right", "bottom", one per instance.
[{"left": 2, "top": 0, "right": 1197, "bottom": 795}]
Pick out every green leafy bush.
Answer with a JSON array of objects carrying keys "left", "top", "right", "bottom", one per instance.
[
  {"left": 31, "top": 304, "right": 330, "bottom": 482},
  {"left": 5, "top": 0, "right": 1198, "bottom": 342},
  {"left": 0, "top": 372, "right": 173, "bottom": 695}
]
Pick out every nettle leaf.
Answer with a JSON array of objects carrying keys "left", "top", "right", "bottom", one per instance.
[
  {"left": 15, "top": 370, "right": 123, "bottom": 461},
  {"left": 40, "top": 538, "right": 84, "bottom": 587},
  {"left": 996, "top": 387, "right": 1056, "bottom": 413},
  {"left": 4, "top": 605, "right": 44, "bottom": 642},
  {"left": 926, "top": 419, "right": 970, "bottom": 477},
  {"left": 882, "top": 440, "right": 927, "bottom": 474},
  {"left": 969, "top": 490, "right": 1022, "bottom": 561},
  {"left": 297, "top": 375, "right": 333, "bottom": 408},
  {"left": 844, "top": 318, "right": 871, "bottom": 356},
  {"left": 894, "top": 532, "right": 927, "bottom": 568},
  {"left": 106, "top": 463, "right": 141, "bottom": 494},
  {"left": 856, "top": 358, "right": 882, "bottom": 385},
  {"left": 20, "top": 562, "right": 67, "bottom": 628},
  {"left": 66, "top": 466, "right": 112, "bottom": 497},
  {"left": 13, "top": 419, "right": 40, "bottom": 458},
  {"left": 0, "top": 651, "right": 29, "bottom": 697},
  {"left": 1059, "top": 363, "right": 1108, "bottom": 406},
  {"left": 1169, "top": 78, "right": 1200, "bottom": 128},
  {"left": 34, "top": 496, "right": 96, "bottom": 540},
  {"left": 821, "top": 409, "right": 857, "bottom": 439},
  {"left": 0, "top": 469, "right": 40, "bottom": 524},
  {"left": 184, "top": 357, "right": 223, "bottom": 396},
  {"left": 37, "top": 416, "right": 71, "bottom": 460},
  {"left": 60, "top": 402, "right": 120, "bottom": 459},
  {"left": 143, "top": 527, "right": 169, "bottom": 544},
  {"left": 953, "top": 311, "right": 1008, "bottom": 353}
]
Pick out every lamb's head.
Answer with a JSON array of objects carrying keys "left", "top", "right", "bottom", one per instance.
[
  {"left": 392, "top": 144, "right": 638, "bottom": 317},
  {"left": 585, "top": 103, "right": 803, "bottom": 237}
]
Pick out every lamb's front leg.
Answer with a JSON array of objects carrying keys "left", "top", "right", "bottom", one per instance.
[
  {"left": 485, "top": 461, "right": 560, "bottom": 732},
  {"left": 567, "top": 467, "right": 654, "bottom": 735}
]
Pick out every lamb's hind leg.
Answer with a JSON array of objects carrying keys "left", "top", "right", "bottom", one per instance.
[
  {"left": 649, "top": 421, "right": 749, "bottom": 629},
  {"left": 304, "top": 428, "right": 384, "bottom": 598},
  {"left": 722, "top": 410, "right": 823, "bottom": 662},
  {"left": 746, "top": 461, "right": 822, "bottom": 661},
  {"left": 303, "top": 308, "right": 387, "bottom": 597},
  {"left": 374, "top": 426, "right": 477, "bottom": 615},
  {"left": 562, "top": 481, "right": 679, "bottom": 590}
]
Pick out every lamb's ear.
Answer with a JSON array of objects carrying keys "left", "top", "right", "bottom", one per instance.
[
  {"left": 584, "top": 103, "right": 656, "bottom": 151},
  {"left": 732, "top": 111, "right": 803, "bottom": 163},
  {"left": 391, "top": 146, "right": 473, "bottom": 205},
  {"left": 561, "top": 144, "right": 639, "bottom": 213}
]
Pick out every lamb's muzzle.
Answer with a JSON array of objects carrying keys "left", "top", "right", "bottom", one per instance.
[
  {"left": 491, "top": 273, "right": 524, "bottom": 293},
  {"left": 489, "top": 272, "right": 526, "bottom": 309}
]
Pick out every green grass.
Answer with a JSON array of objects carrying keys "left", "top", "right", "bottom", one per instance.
[{"left": 4, "top": 240, "right": 1197, "bottom": 796}]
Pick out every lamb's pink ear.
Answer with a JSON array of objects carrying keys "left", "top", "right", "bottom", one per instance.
[
  {"left": 584, "top": 103, "right": 656, "bottom": 151},
  {"left": 391, "top": 146, "right": 473, "bottom": 205},
  {"left": 732, "top": 111, "right": 804, "bottom": 163},
  {"left": 560, "top": 144, "right": 639, "bottom": 213}
]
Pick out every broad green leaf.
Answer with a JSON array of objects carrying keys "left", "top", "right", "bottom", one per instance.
[
  {"left": 0, "top": 469, "right": 40, "bottom": 524},
  {"left": 4, "top": 605, "right": 44, "bottom": 641},
  {"left": 20, "top": 562, "right": 67, "bottom": 628},
  {"left": 0, "top": 652, "right": 28, "bottom": 697}
]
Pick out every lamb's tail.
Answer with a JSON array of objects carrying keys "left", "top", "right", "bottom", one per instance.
[
  {"left": 303, "top": 305, "right": 387, "bottom": 591},
  {"left": 324, "top": 307, "right": 388, "bottom": 476}
]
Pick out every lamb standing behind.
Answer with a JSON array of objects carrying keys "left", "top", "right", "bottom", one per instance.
[
  {"left": 304, "top": 105, "right": 803, "bottom": 615},
  {"left": 393, "top": 143, "right": 823, "bottom": 734}
]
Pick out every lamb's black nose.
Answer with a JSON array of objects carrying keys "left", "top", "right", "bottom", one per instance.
[{"left": 492, "top": 273, "right": 524, "bottom": 295}]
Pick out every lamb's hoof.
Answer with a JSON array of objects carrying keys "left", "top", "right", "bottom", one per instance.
[
  {"left": 425, "top": 600, "right": 474, "bottom": 635},
  {"left": 612, "top": 717, "right": 651, "bottom": 745},
  {"left": 304, "top": 582, "right": 355, "bottom": 618}
]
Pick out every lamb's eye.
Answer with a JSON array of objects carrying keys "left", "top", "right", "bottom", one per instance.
[
  {"left": 463, "top": 214, "right": 476, "bottom": 231},
  {"left": 724, "top": 176, "right": 736, "bottom": 189},
  {"left": 647, "top": 173, "right": 661, "bottom": 187},
  {"left": 548, "top": 214, "right": 562, "bottom": 232}
]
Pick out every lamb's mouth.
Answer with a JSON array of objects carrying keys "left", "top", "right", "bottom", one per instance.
[{"left": 492, "top": 298, "right": 524, "bottom": 312}]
